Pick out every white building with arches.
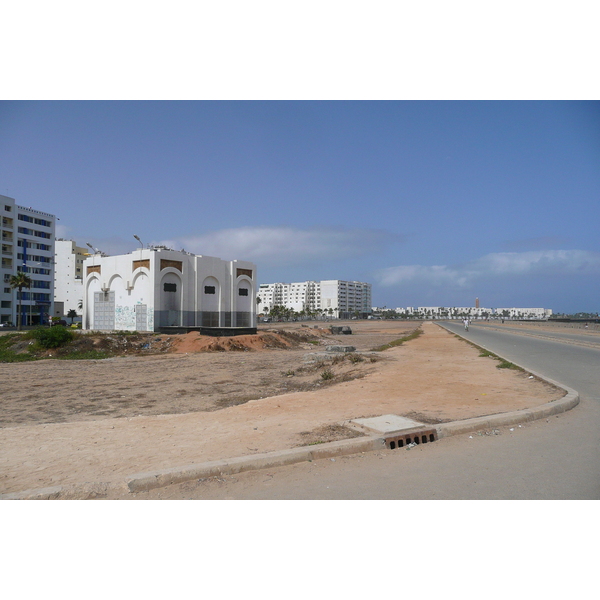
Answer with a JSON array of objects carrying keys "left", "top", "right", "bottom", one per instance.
[{"left": 82, "top": 247, "right": 256, "bottom": 333}]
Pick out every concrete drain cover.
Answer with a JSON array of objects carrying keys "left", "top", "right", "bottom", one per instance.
[{"left": 350, "top": 414, "right": 425, "bottom": 434}]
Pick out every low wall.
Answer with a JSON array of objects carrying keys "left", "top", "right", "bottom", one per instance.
[{"left": 158, "top": 326, "right": 257, "bottom": 337}]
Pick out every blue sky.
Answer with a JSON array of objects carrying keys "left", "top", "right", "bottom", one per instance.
[{"left": 1, "top": 100, "right": 599, "bottom": 313}]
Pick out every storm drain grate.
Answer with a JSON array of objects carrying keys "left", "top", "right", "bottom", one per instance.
[{"left": 385, "top": 428, "right": 438, "bottom": 450}]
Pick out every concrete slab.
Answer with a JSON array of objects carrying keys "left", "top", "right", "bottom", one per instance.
[{"left": 349, "top": 414, "right": 425, "bottom": 434}]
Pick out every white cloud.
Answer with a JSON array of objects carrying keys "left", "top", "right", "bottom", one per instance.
[
  {"left": 472, "top": 250, "right": 600, "bottom": 275},
  {"left": 375, "top": 250, "right": 600, "bottom": 288},
  {"left": 157, "top": 226, "right": 398, "bottom": 267}
]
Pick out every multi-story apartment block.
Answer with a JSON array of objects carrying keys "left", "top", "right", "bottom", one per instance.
[
  {"left": 54, "top": 239, "right": 88, "bottom": 319},
  {"left": 258, "top": 279, "right": 372, "bottom": 318},
  {"left": 1, "top": 194, "right": 56, "bottom": 326}
]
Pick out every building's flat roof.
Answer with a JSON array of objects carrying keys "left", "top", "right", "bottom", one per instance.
[{"left": 16, "top": 205, "right": 55, "bottom": 218}]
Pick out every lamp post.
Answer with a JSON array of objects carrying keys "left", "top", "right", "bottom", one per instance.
[{"left": 133, "top": 235, "right": 143, "bottom": 260}]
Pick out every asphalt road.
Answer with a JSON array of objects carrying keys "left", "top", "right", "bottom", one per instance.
[{"left": 133, "top": 322, "right": 600, "bottom": 500}]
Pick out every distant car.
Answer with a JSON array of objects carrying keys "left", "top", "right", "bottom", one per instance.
[{"left": 52, "top": 320, "right": 68, "bottom": 327}]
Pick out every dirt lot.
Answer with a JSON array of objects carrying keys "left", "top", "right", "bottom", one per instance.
[
  {"left": 0, "top": 324, "right": 405, "bottom": 427},
  {"left": 0, "top": 321, "right": 564, "bottom": 496}
]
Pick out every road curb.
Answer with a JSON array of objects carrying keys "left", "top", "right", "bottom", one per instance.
[
  {"left": 0, "top": 438, "right": 386, "bottom": 500},
  {"left": 125, "top": 437, "right": 385, "bottom": 493},
  {"left": 0, "top": 481, "right": 120, "bottom": 501},
  {"left": 1, "top": 325, "right": 580, "bottom": 499}
]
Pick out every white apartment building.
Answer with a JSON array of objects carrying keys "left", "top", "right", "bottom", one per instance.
[
  {"left": 82, "top": 246, "right": 256, "bottom": 332},
  {"left": 54, "top": 239, "right": 87, "bottom": 319},
  {"left": 258, "top": 279, "right": 372, "bottom": 318},
  {"left": 1, "top": 194, "right": 56, "bottom": 326}
]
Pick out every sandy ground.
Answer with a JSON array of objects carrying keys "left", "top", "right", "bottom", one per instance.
[{"left": 0, "top": 321, "right": 564, "bottom": 496}]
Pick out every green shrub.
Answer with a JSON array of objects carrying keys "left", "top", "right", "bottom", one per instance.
[
  {"left": 372, "top": 328, "right": 423, "bottom": 351},
  {"left": 321, "top": 369, "right": 334, "bottom": 380},
  {"left": 347, "top": 353, "right": 364, "bottom": 363},
  {"left": 496, "top": 359, "right": 523, "bottom": 371},
  {"left": 30, "top": 326, "right": 74, "bottom": 349},
  {"left": 0, "top": 334, "right": 37, "bottom": 362}
]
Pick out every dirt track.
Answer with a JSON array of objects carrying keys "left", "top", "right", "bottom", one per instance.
[{"left": 0, "top": 321, "right": 563, "bottom": 495}]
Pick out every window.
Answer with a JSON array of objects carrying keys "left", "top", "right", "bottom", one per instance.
[
  {"left": 238, "top": 288, "right": 249, "bottom": 296},
  {"left": 17, "top": 253, "right": 51, "bottom": 263},
  {"left": 18, "top": 214, "right": 50, "bottom": 227},
  {"left": 204, "top": 286, "right": 216, "bottom": 294},
  {"left": 17, "top": 227, "right": 51, "bottom": 239},
  {"left": 163, "top": 283, "right": 177, "bottom": 292}
]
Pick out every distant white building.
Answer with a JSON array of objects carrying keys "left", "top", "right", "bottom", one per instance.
[
  {"left": 82, "top": 247, "right": 256, "bottom": 332},
  {"left": 495, "top": 307, "right": 553, "bottom": 319},
  {"left": 1, "top": 194, "right": 56, "bottom": 326},
  {"left": 258, "top": 279, "right": 372, "bottom": 318},
  {"left": 395, "top": 306, "right": 552, "bottom": 320},
  {"left": 54, "top": 239, "right": 88, "bottom": 319}
]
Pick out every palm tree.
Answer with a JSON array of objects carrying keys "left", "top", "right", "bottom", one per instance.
[
  {"left": 9, "top": 272, "right": 32, "bottom": 331},
  {"left": 67, "top": 309, "right": 78, "bottom": 325}
]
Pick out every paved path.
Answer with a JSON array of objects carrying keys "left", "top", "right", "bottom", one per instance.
[{"left": 124, "top": 322, "right": 600, "bottom": 499}]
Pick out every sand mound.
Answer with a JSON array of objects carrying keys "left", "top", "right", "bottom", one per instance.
[
  {"left": 170, "top": 331, "right": 299, "bottom": 353},
  {"left": 170, "top": 326, "right": 334, "bottom": 354}
]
